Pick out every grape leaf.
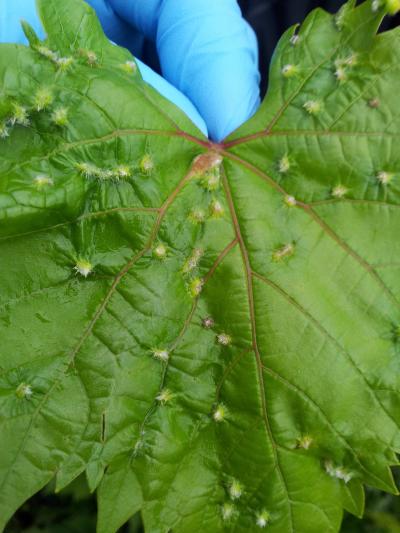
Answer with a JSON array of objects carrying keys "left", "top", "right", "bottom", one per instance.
[{"left": 0, "top": 0, "right": 400, "bottom": 532}]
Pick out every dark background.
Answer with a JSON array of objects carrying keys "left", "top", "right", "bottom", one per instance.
[{"left": 6, "top": 1, "right": 400, "bottom": 532}]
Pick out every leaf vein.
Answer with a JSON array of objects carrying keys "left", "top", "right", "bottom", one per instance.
[
  {"left": 253, "top": 270, "right": 400, "bottom": 439},
  {"left": 222, "top": 169, "right": 295, "bottom": 532}
]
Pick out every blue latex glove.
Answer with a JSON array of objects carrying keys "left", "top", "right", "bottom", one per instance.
[{"left": 0, "top": 0, "right": 260, "bottom": 141}]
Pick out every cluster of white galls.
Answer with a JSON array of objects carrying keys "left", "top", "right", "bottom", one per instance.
[
  {"left": 277, "top": 36, "right": 397, "bottom": 201},
  {"left": 325, "top": 460, "right": 353, "bottom": 484},
  {"left": 221, "top": 478, "right": 271, "bottom": 528}
]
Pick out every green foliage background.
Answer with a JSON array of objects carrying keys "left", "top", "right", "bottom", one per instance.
[
  {"left": 1, "top": 0, "right": 400, "bottom": 531},
  {"left": 5, "top": 473, "right": 400, "bottom": 533}
]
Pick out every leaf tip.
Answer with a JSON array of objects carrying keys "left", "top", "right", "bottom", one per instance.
[
  {"left": 373, "top": 0, "right": 400, "bottom": 15},
  {"left": 21, "top": 19, "right": 40, "bottom": 47}
]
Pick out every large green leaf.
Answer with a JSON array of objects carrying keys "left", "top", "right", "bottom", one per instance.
[{"left": 0, "top": 0, "right": 400, "bottom": 531}]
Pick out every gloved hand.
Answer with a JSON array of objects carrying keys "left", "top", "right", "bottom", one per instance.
[{"left": 0, "top": 0, "right": 260, "bottom": 141}]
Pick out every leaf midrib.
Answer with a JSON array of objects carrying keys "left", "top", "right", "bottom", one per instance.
[{"left": 222, "top": 169, "right": 295, "bottom": 533}]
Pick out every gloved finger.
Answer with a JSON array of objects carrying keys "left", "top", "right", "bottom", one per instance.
[
  {"left": 0, "top": 0, "right": 45, "bottom": 43},
  {"left": 108, "top": 0, "right": 261, "bottom": 141},
  {"left": 84, "top": 0, "right": 144, "bottom": 57},
  {"left": 0, "top": 0, "right": 208, "bottom": 137}
]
